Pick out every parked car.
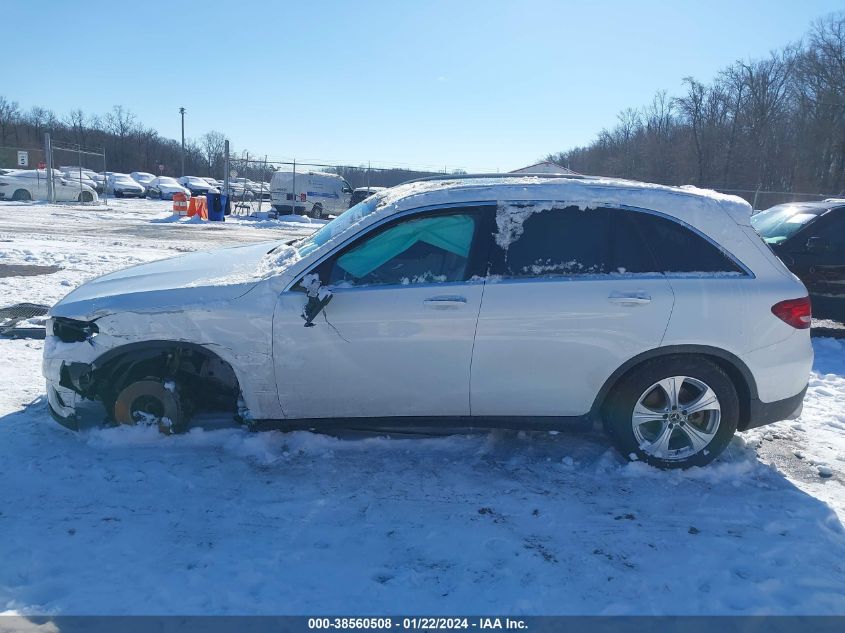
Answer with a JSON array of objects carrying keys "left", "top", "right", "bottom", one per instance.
[
  {"left": 43, "top": 175, "right": 812, "bottom": 469},
  {"left": 751, "top": 199, "right": 845, "bottom": 322},
  {"left": 130, "top": 172, "right": 156, "bottom": 190},
  {"left": 59, "top": 167, "right": 99, "bottom": 193},
  {"left": 270, "top": 170, "right": 352, "bottom": 218},
  {"left": 0, "top": 169, "right": 98, "bottom": 202},
  {"left": 89, "top": 172, "right": 106, "bottom": 193},
  {"left": 145, "top": 176, "right": 191, "bottom": 200},
  {"left": 178, "top": 176, "right": 219, "bottom": 196},
  {"left": 348, "top": 186, "right": 386, "bottom": 208},
  {"left": 231, "top": 178, "right": 269, "bottom": 201},
  {"left": 106, "top": 173, "right": 145, "bottom": 198},
  {"left": 221, "top": 180, "right": 254, "bottom": 201}
]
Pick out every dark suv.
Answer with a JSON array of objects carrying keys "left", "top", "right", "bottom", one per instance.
[{"left": 751, "top": 199, "right": 845, "bottom": 322}]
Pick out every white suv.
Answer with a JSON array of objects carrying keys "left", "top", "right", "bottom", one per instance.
[{"left": 43, "top": 175, "right": 812, "bottom": 468}]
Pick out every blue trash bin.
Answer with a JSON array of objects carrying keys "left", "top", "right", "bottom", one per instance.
[{"left": 207, "top": 192, "right": 225, "bottom": 221}]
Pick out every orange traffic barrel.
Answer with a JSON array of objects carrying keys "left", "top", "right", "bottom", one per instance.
[
  {"left": 173, "top": 192, "right": 188, "bottom": 215},
  {"left": 196, "top": 195, "right": 208, "bottom": 220}
]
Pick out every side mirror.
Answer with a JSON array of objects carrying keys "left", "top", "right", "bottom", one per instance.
[
  {"left": 806, "top": 236, "right": 831, "bottom": 254},
  {"left": 301, "top": 273, "right": 333, "bottom": 327}
]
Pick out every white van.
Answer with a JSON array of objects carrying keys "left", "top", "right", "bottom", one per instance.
[{"left": 270, "top": 170, "right": 352, "bottom": 218}]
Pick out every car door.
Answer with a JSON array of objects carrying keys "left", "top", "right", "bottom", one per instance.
[
  {"left": 795, "top": 210, "right": 845, "bottom": 319},
  {"left": 273, "top": 205, "right": 495, "bottom": 420},
  {"left": 471, "top": 203, "right": 675, "bottom": 418}
]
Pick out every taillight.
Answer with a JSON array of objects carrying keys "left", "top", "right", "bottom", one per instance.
[{"left": 771, "top": 297, "right": 812, "bottom": 329}]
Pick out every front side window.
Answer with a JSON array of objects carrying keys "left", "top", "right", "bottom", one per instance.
[{"left": 327, "top": 213, "right": 478, "bottom": 287}]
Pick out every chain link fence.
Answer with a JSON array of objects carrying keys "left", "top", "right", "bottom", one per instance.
[{"left": 0, "top": 145, "right": 46, "bottom": 171}]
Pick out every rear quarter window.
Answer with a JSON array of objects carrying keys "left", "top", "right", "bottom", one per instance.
[{"left": 630, "top": 213, "right": 745, "bottom": 275}]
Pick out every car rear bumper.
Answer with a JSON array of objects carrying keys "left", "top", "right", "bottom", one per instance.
[{"left": 742, "top": 384, "right": 807, "bottom": 431}]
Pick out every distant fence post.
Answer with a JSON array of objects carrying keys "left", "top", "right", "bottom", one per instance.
[
  {"left": 44, "top": 132, "right": 55, "bottom": 203},
  {"left": 223, "top": 139, "right": 230, "bottom": 199}
]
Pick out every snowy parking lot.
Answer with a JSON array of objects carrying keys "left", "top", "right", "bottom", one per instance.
[{"left": 1, "top": 199, "right": 844, "bottom": 615}]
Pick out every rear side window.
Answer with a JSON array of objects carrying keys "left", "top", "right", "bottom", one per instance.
[
  {"left": 492, "top": 206, "right": 658, "bottom": 277},
  {"left": 631, "top": 214, "right": 745, "bottom": 274}
]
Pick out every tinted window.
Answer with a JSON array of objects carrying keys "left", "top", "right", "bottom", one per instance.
[
  {"left": 632, "top": 213, "right": 744, "bottom": 274},
  {"left": 811, "top": 212, "right": 845, "bottom": 250},
  {"left": 493, "top": 206, "right": 658, "bottom": 277},
  {"left": 328, "top": 213, "right": 478, "bottom": 287}
]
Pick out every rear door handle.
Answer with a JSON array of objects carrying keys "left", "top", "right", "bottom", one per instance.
[
  {"left": 608, "top": 291, "right": 652, "bottom": 306},
  {"left": 424, "top": 295, "right": 467, "bottom": 309}
]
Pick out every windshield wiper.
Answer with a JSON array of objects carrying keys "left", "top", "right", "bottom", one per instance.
[{"left": 267, "top": 239, "right": 299, "bottom": 255}]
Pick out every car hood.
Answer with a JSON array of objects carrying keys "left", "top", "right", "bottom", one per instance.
[{"left": 51, "top": 240, "right": 287, "bottom": 318}]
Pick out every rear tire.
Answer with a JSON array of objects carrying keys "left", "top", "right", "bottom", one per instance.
[
  {"left": 311, "top": 203, "right": 324, "bottom": 219},
  {"left": 12, "top": 189, "right": 31, "bottom": 201},
  {"left": 603, "top": 356, "right": 739, "bottom": 469}
]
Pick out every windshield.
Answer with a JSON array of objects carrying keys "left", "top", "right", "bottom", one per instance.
[
  {"left": 751, "top": 204, "right": 823, "bottom": 245},
  {"left": 295, "top": 195, "right": 383, "bottom": 257},
  {"left": 158, "top": 177, "right": 178, "bottom": 185}
]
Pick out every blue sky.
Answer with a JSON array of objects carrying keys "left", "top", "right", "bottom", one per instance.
[{"left": 3, "top": 0, "right": 843, "bottom": 171}]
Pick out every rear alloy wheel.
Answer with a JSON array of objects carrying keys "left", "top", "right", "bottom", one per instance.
[
  {"left": 112, "top": 379, "right": 186, "bottom": 434},
  {"left": 603, "top": 356, "right": 739, "bottom": 468},
  {"left": 12, "top": 189, "right": 31, "bottom": 201}
]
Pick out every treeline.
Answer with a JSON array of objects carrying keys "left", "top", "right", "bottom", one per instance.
[
  {"left": 548, "top": 13, "right": 845, "bottom": 198},
  {"left": 0, "top": 97, "right": 453, "bottom": 187},
  {"left": 0, "top": 100, "right": 230, "bottom": 178}
]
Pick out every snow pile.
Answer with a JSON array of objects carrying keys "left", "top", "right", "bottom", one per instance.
[{"left": 254, "top": 245, "right": 301, "bottom": 279}]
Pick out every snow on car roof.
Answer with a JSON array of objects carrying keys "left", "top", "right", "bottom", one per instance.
[{"left": 373, "top": 175, "right": 752, "bottom": 226}]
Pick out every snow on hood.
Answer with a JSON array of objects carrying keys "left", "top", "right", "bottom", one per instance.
[{"left": 51, "top": 240, "right": 287, "bottom": 318}]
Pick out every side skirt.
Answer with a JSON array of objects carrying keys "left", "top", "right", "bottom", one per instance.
[{"left": 247, "top": 415, "right": 594, "bottom": 433}]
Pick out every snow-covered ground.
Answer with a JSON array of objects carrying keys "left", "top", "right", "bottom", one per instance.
[{"left": 1, "top": 200, "right": 844, "bottom": 615}]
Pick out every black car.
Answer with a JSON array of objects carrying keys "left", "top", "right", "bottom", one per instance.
[{"left": 751, "top": 200, "right": 845, "bottom": 322}]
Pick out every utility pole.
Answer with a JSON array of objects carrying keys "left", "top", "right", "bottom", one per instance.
[{"left": 179, "top": 107, "right": 186, "bottom": 176}]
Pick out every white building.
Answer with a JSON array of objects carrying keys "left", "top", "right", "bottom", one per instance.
[{"left": 509, "top": 161, "right": 577, "bottom": 175}]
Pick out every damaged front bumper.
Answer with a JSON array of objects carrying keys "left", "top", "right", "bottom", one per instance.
[{"left": 42, "top": 322, "right": 109, "bottom": 429}]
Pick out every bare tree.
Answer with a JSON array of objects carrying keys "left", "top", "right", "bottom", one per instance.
[
  {"left": 200, "top": 130, "right": 228, "bottom": 176},
  {"left": 0, "top": 96, "right": 19, "bottom": 146}
]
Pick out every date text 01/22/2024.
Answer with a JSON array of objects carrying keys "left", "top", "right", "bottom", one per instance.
[{"left": 307, "top": 617, "right": 528, "bottom": 630}]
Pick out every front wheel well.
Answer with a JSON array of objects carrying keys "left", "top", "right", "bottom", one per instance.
[
  {"left": 91, "top": 342, "right": 241, "bottom": 422},
  {"left": 594, "top": 348, "right": 755, "bottom": 431}
]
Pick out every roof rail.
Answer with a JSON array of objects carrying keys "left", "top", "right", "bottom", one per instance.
[{"left": 402, "top": 172, "right": 591, "bottom": 185}]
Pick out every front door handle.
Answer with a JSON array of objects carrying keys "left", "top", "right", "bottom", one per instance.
[
  {"left": 424, "top": 295, "right": 467, "bottom": 309},
  {"left": 608, "top": 291, "right": 652, "bottom": 306}
]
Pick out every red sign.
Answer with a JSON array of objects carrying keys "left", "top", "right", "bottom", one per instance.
[{"left": 300, "top": 193, "right": 306, "bottom": 202}]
